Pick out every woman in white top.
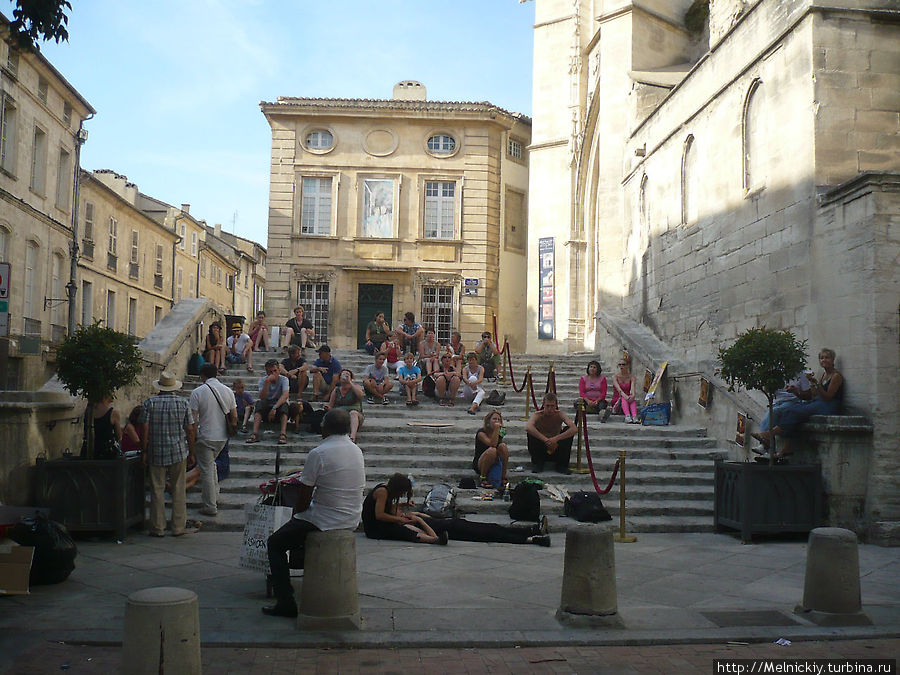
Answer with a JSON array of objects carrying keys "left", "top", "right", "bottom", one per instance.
[{"left": 462, "top": 352, "right": 486, "bottom": 415}]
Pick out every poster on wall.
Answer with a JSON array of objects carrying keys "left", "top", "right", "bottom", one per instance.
[
  {"left": 362, "top": 179, "right": 394, "bottom": 238},
  {"left": 698, "top": 377, "right": 711, "bottom": 408},
  {"left": 538, "top": 237, "right": 554, "bottom": 340},
  {"left": 735, "top": 412, "right": 747, "bottom": 447},
  {"left": 644, "top": 361, "right": 668, "bottom": 401}
]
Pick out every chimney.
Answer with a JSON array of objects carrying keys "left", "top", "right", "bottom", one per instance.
[
  {"left": 181, "top": 203, "right": 190, "bottom": 214},
  {"left": 392, "top": 80, "right": 427, "bottom": 101},
  {"left": 214, "top": 223, "right": 222, "bottom": 238}
]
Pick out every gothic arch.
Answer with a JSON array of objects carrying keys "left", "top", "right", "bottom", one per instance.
[{"left": 742, "top": 78, "right": 764, "bottom": 192}]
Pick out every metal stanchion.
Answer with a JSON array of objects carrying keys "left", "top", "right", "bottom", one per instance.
[
  {"left": 519, "top": 368, "right": 532, "bottom": 421},
  {"left": 614, "top": 450, "right": 637, "bottom": 543},
  {"left": 497, "top": 336, "right": 509, "bottom": 386},
  {"left": 548, "top": 362, "right": 556, "bottom": 394},
  {"left": 573, "top": 400, "right": 590, "bottom": 474}
]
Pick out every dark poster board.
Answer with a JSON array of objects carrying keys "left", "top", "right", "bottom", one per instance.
[{"left": 538, "top": 237, "right": 554, "bottom": 340}]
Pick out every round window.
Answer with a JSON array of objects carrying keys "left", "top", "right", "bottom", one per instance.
[
  {"left": 427, "top": 134, "right": 456, "bottom": 155},
  {"left": 305, "top": 129, "right": 334, "bottom": 151}
]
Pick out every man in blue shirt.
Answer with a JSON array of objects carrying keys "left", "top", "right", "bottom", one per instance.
[{"left": 310, "top": 345, "right": 342, "bottom": 401}]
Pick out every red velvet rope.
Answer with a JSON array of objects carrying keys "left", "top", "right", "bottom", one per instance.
[
  {"left": 580, "top": 407, "right": 620, "bottom": 495},
  {"left": 527, "top": 372, "right": 540, "bottom": 409}
]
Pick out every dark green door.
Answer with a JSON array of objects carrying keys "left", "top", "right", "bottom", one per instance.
[{"left": 357, "top": 284, "right": 393, "bottom": 348}]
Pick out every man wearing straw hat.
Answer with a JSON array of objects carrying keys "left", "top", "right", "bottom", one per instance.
[{"left": 139, "top": 371, "right": 198, "bottom": 536}]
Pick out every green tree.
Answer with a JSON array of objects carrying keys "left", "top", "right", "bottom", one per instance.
[
  {"left": 56, "top": 321, "right": 143, "bottom": 458},
  {"left": 718, "top": 327, "right": 807, "bottom": 462},
  {"left": 8, "top": 0, "right": 72, "bottom": 49}
]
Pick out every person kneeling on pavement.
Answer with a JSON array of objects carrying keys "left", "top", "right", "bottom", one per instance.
[{"left": 262, "top": 409, "right": 365, "bottom": 618}]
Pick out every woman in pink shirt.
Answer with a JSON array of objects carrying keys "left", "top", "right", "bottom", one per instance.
[{"left": 577, "top": 360, "right": 610, "bottom": 422}]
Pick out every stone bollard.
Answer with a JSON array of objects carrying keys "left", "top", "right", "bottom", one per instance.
[
  {"left": 123, "top": 586, "right": 201, "bottom": 675},
  {"left": 795, "top": 527, "right": 870, "bottom": 626},
  {"left": 296, "top": 529, "right": 360, "bottom": 630},
  {"left": 556, "top": 522, "right": 623, "bottom": 628}
]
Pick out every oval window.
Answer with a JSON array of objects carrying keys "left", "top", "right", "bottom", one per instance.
[
  {"left": 427, "top": 134, "right": 456, "bottom": 155},
  {"left": 305, "top": 130, "right": 334, "bottom": 151}
]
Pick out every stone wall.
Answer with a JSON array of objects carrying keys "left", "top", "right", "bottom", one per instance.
[{"left": 0, "top": 298, "right": 220, "bottom": 506}]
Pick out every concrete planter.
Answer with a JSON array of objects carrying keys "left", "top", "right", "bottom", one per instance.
[
  {"left": 714, "top": 459, "right": 823, "bottom": 544},
  {"left": 35, "top": 455, "right": 145, "bottom": 540}
]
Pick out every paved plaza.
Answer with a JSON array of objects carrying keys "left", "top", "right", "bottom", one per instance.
[{"left": 1, "top": 526, "right": 898, "bottom": 672}]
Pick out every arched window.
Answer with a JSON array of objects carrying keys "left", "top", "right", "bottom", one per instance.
[
  {"left": 742, "top": 78, "right": 765, "bottom": 192},
  {"left": 639, "top": 174, "right": 650, "bottom": 230},
  {"left": 0, "top": 225, "right": 8, "bottom": 261},
  {"left": 681, "top": 134, "right": 699, "bottom": 224}
]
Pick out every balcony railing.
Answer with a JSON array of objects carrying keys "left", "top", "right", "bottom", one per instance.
[
  {"left": 81, "top": 240, "right": 94, "bottom": 260},
  {"left": 153, "top": 273, "right": 163, "bottom": 290},
  {"left": 107, "top": 253, "right": 117, "bottom": 272},
  {"left": 128, "top": 262, "right": 139, "bottom": 279}
]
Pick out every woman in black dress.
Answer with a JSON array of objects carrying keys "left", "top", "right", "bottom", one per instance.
[{"left": 362, "top": 474, "right": 446, "bottom": 545}]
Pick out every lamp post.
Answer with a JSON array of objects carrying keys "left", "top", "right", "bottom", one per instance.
[{"left": 66, "top": 121, "right": 91, "bottom": 335}]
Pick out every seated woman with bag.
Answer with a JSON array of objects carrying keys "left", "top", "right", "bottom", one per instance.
[{"left": 362, "top": 474, "right": 446, "bottom": 545}]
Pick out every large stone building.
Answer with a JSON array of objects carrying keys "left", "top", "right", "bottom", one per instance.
[
  {"left": 528, "top": 0, "right": 899, "bottom": 540},
  {"left": 0, "top": 22, "right": 95, "bottom": 388},
  {"left": 261, "top": 82, "right": 531, "bottom": 350}
]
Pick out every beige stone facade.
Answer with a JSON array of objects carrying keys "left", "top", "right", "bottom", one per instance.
[
  {"left": 261, "top": 86, "right": 530, "bottom": 351},
  {"left": 0, "top": 23, "right": 95, "bottom": 389},
  {"left": 78, "top": 171, "right": 177, "bottom": 337},
  {"left": 528, "top": 0, "right": 900, "bottom": 537}
]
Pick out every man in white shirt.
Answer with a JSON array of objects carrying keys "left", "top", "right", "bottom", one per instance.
[
  {"left": 188, "top": 363, "right": 238, "bottom": 517},
  {"left": 262, "top": 408, "right": 365, "bottom": 618},
  {"left": 226, "top": 324, "right": 254, "bottom": 372}
]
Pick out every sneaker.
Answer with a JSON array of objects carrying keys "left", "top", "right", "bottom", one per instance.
[
  {"left": 382, "top": 397, "right": 390, "bottom": 405},
  {"left": 438, "top": 530, "right": 449, "bottom": 546},
  {"left": 198, "top": 507, "right": 218, "bottom": 517},
  {"left": 601, "top": 408, "right": 611, "bottom": 423},
  {"left": 530, "top": 535, "right": 551, "bottom": 547},
  {"left": 365, "top": 395, "right": 376, "bottom": 404},
  {"left": 625, "top": 416, "right": 633, "bottom": 424}
]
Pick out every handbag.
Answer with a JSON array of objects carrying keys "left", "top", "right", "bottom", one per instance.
[{"left": 206, "top": 382, "right": 238, "bottom": 437}]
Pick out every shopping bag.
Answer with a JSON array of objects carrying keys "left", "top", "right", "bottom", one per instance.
[{"left": 238, "top": 501, "right": 293, "bottom": 573}]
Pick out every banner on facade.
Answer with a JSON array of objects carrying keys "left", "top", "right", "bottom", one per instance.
[
  {"left": 0, "top": 262, "right": 9, "bottom": 338},
  {"left": 538, "top": 238, "right": 554, "bottom": 340}
]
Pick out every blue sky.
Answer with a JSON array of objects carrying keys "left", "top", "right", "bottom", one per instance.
[{"left": 10, "top": 0, "right": 535, "bottom": 247}]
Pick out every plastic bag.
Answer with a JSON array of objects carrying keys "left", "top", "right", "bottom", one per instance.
[{"left": 10, "top": 514, "right": 77, "bottom": 585}]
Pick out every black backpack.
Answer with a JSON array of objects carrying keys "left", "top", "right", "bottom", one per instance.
[
  {"left": 564, "top": 491, "right": 612, "bottom": 523},
  {"left": 508, "top": 481, "right": 541, "bottom": 522}
]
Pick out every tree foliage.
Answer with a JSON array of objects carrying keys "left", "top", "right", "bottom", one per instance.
[
  {"left": 8, "top": 0, "right": 71, "bottom": 49},
  {"left": 56, "top": 321, "right": 143, "bottom": 403},
  {"left": 718, "top": 327, "right": 807, "bottom": 403}
]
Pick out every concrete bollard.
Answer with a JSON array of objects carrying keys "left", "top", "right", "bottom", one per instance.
[
  {"left": 556, "top": 522, "right": 623, "bottom": 628},
  {"left": 296, "top": 529, "right": 360, "bottom": 630},
  {"left": 123, "top": 586, "right": 201, "bottom": 675},
  {"left": 795, "top": 527, "right": 870, "bottom": 626}
]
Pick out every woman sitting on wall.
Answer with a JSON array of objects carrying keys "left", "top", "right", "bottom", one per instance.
[
  {"left": 204, "top": 322, "right": 227, "bottom": 375},
  {"left": 752, "top": 348, "right": 844, "bottom": 458}
]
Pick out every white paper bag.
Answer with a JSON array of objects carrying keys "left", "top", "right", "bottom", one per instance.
[{"left": 239, "top": 502, "right": 293, "bottom": 573}]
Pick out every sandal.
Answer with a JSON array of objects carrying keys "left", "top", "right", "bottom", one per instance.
[
  {"left": 447, "top": 400, "right": 455, "bottom": 407},
  {"left": 246, "top": 434, "right": 259, "bottom": 444},
  {"left": 240, "top": 424, "right": 248, "bottom": 434},
  {"left": 278, "top": 434, "right": 287, "bottom": 445},
  {"left": 439, "top": 399, "right": 447, "bottom": 407},
  {"left": 480, "top": 476, "right": 493, "bottom": 489}
]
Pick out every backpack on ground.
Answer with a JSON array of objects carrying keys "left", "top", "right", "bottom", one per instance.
[
  {"left": 422, "top": 374, "right": 436, "bottom": 398},
  {"left": 508, "top": 481, "right": 541, "bottom": 522},
  {"left": 10, "top": 514, "right": 77, "bottom": 585},
  {"left": 484, "top": 390, "right": 506, "bottom": 406},
  {"left": 422, "top": 483, "right": 457, "bottom": 518},
  {"left": 564, "top": 491, "right": 612, "bottom": 523}
]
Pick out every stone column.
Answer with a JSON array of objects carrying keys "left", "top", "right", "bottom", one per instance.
[
  {"left": 123, "top": 586, "right": 201, "bottom": 675},
  {"left": 297, "top": 529, "right": 360, "bottom": 630},
  {"left": 556, "top": 522, "right": 623, "bottom": 627}
]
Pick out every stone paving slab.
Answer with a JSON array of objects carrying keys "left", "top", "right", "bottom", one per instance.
[{"left": 1, "top": 530, "right": 898, "bottom": 671}]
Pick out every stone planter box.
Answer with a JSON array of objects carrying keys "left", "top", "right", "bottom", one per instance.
[
  {"left": 714, "top": 459, "right": 823, "bottom": 543},
  {"left": 34, "top": 455, "right": 145, "bottom": 540}
]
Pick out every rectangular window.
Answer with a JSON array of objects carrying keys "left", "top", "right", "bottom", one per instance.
[
  {"left": 226, "top": 274, "right": 234, "bottom": 291},
  {"left": 155, "top": 244, "right": 163, "bottom": 274},
  {"left": 106, "top": 290, "right": 116, "bottom": 329},
  {"left": 217, "top": 267, "right": 222, "bottom": 285},
  {"left": 504, "top": 189, "right": 526, "bottom": 251},
  {"left": 6, "top": 49, "right": 18, "bottom": 78},
  {"left": 128, "top": 297, "right": 137, "bottom": 336},
  {"left": 108, "top": 217, "right": 118, "bottom": 255},
  {"left": 297, "top": 282, "right": 329, "bottom": 344},
  {"left": 200, "top": 254, "right": 206, "bottom": 277},
  {"left": 191, "top": 231, "right": 197, "bottom": 256},
  {"left": 421, "top": 286, "right": 453, "bottom": 343},
  {"left": 1, "top": 95, "right": 18, "bottom": 174},
  {"left": 83, "top": 202, "right": 94, "bottom": 240},
  {"left": 30, "top": 126, "right": 47, "bottom": 194},
  {"left": 55, "top": 148, "right": 71, "bottom": 209},
  {"left": 37, "top": 77, "right": 48, "bottom": 105},
  {"left": 179, "top": 222, "right": 186, "bottom": 250},
  {"left": 130, "top": 230, "right": 139, "bottom": 264},
  {"left": 508, "top": 138, "right": 523, "bottom": 160},
  {"left": 51, "top": 253, "right": 64, "bottom": 328},
  {"left": 176, "top": 267, "right": 183, "bottom": 301},
  {"left": 154, "top": 305, "right": 162, "bottom": 325},
  {"left": 24, "top": 241, "right": 37, "bottom": 320},
  {"left": 62, "top": 102, "right": 72, "bottom": 127},
  {"left": 188, "top": 273, "right": 195, "bottom": 297},
  {"left": 424, "top": 181, "right": 456, "bottom": 239},
  {"left": 300, "top": 176, "right": 332, "bottom": 235},
  {"left": 81, "top": 280, "right": 92, "bottom": 326}
]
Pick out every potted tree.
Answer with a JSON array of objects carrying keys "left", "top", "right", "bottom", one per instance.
[
  {"left": 36, "top": 322, "right": 145, "bottom": 539},
  {"left": 714, "top": 327, "right": 823, "bottom": 542}
]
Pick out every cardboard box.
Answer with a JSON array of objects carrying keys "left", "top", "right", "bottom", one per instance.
[{"left": 0, "top": 543, "right": 34, "bottom": 595}]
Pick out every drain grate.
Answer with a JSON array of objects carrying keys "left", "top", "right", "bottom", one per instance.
[{"left": 701, "top": 610, "right": 800, "bottom": 627}]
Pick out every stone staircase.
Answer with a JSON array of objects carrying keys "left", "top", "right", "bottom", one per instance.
[{"left": 178, "top": 349, "right": 724, "bottom": 533}]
